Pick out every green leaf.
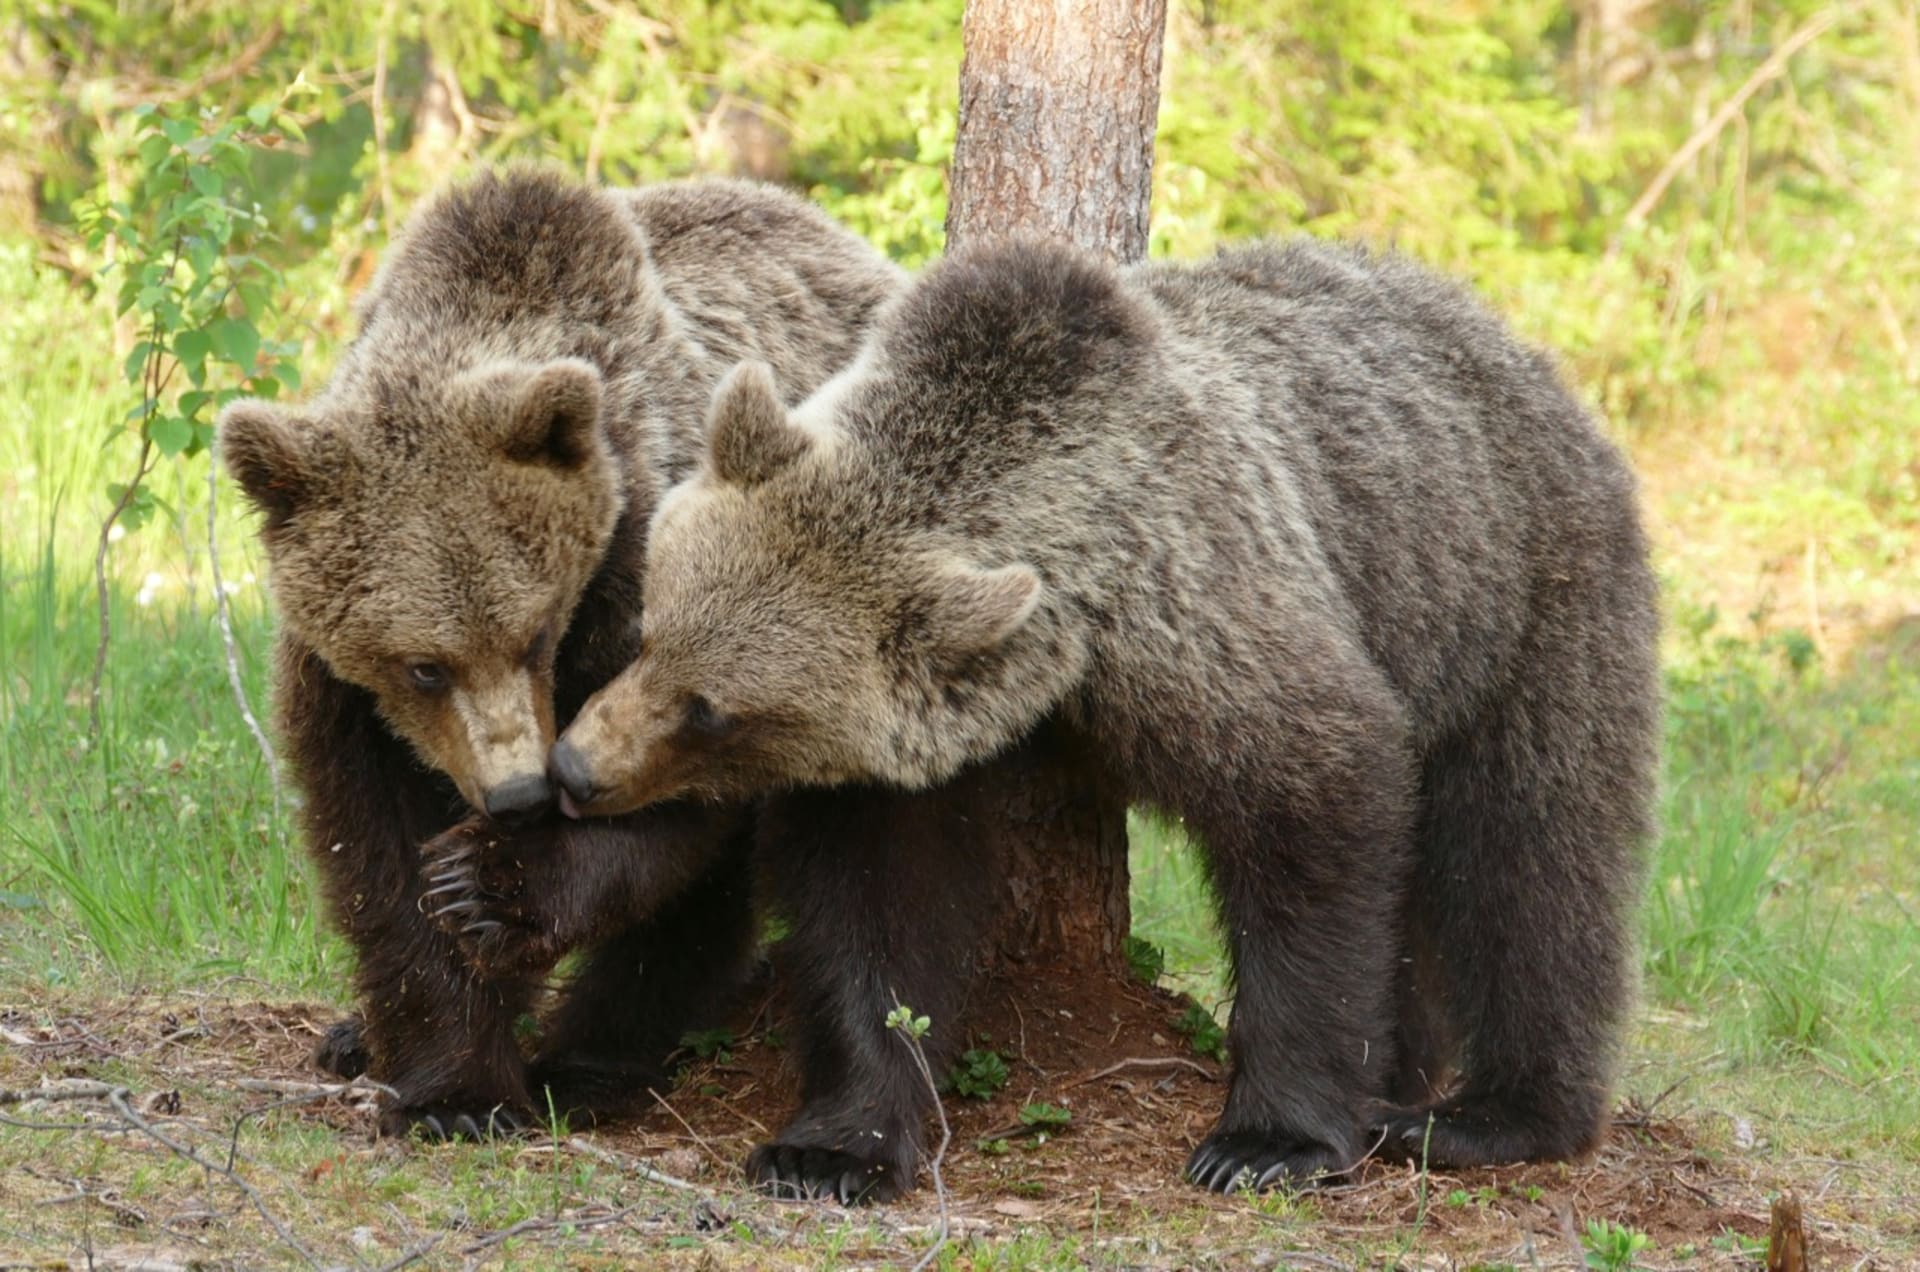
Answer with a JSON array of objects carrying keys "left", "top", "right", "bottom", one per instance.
[
  {"left": 246, "top": 102, "right": 274, "bottom": 130},
  {"left": 1018, "top": 1102, "right": 1072, "bottom": 1128},
  {"left": 173, "top": 328, "right": 212, "bottom": 375},
  {"left": 123, "top": 341, "right": 153, "bottom": 386},
  {"left": 208, "top": 317, "right": 260, "bottom": 374},
  {"left": 188, "top": 163, "right": 224, "bottom": 199},
  {"left": 137, "top": 133, "right": 172, "bottom": 169},
  {"left": 148, "top": 413, "right": 193, "bottom": 456}
]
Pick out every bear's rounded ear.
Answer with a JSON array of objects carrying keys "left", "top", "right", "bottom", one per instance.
[
  {"left": 503, "top": 359, "right": 605, "bottom": 469},
  {"left": 922, "top": 559, "right": 1043, "bottom": 659},
  {"left": 218, "top": 400, "right": 308, "bottom": 532},
  {"left": 707, "top": 360, "right": 807, "bottom": 486}
]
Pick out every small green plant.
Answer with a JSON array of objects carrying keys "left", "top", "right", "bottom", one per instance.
[
  {"left": 1173, "top": 1001, "right": 1228, "bottom": 1062},
  {"left": 1017, "top": 1102, "right": 1071, "bottom": 1130},
  {"left": 1124, "top": 934, "right": 1166, "bottom": 985},
  {"left": 678, "top": 1028, "right": 735, "bottom": 1063},
  {"left": 1710, "top": 1230, "right": 1768, "bottom": 1257},
  {"left": 885, "top": 1005, "right": 931, "bottom": 1040},
  {"left": 947, "top": 1046, "right": 1010, "bottom": 1099},
  {"left": 1446, "top": 1184, "right": 1504, "bottom": 1209},
  {"left": 76, "top": 97, "right": 306, "bottom": 733},
  {"left": 1583, "top": 1218, "right": 1652, "bottom": 1270}
]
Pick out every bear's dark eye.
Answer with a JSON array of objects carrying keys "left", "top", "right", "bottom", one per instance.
[
  {"left": 408, "top": 662, "right": 451, "bottom": 693},
  {"left": 683, "top": 694, "right": 734, "bottom": 737}
]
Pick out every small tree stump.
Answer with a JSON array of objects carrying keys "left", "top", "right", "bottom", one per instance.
[{"left": 1767, "top": 1191, "right": 1809, "bottom": 1272}]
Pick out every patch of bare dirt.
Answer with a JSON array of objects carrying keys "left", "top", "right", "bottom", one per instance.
[{"left": 0, "top": 990, "right": 1902, "bottom": 1268}]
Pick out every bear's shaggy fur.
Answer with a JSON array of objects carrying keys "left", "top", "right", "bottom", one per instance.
[
  {"left": 555, "top": 238, "right": 1661, "bottom": 1191},
  {"left": 217, "top": 169, "right": 901, "bottom": 1135}
]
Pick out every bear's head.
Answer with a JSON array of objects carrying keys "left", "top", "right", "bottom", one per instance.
[
  {"left": 220, "top": 355, "right": 623, "bottom": 818},
  {"left": 549, "top": 360, "right": 1042, "bottom": 817}
]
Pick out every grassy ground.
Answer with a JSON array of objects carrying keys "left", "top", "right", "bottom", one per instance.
[{"left": 3, "top": 227, "right": 1918, "bottom": 1267}]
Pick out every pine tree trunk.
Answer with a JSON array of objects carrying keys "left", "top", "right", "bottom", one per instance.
[
  {"left": 945, "top": 0, "right": 1168, "bottom": 973},
  {"left": 947, "top": 0, "right": 1168, "bottom": 265}
]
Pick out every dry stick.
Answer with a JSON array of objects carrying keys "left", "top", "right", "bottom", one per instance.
[
  {"left": 226, "top": 1076, "right": 397, "bottom": 1172},
  {"left": 1066, "top": 1055, "right": 1217, "bottom": 1087},
  {"left": 3, "top": 1081, "right": 323, "bottom": 1267},
  {"left": 1620, "top": 6, "right": 1846, "bottom": 230},
  {"left": 99, "top": 1085, "right": 325, "bottom": 1270},
  {"left": 207, "top": 457, "right": 282, "bottom": 808},
  {"left": 648, "top": 1089, "right": 733, "bottom": 1175},
  {"left": 562, "top": 1135, "right": 700, "bottom": 1192}
]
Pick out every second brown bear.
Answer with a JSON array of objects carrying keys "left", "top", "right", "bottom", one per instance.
[{"left": 553, "top": 237, "right": 1661, "bottom": 1194}]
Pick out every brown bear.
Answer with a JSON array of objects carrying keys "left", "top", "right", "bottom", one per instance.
[
  {"left": 217, "top": 167, "right": 902, "bottom": 1137},
  {"left": 548, "top": 237, "right": 1661, "bottom": 1193}
]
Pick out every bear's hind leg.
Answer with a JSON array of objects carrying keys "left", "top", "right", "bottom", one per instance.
[
  {"left": 530, "top": 829, "right": 759, "bottom": 1123},
  {"left": 1387, "top": 915, "right": 1456, "bottom": 1107},
  {"left": 1373, "top": 592, "right": 1657, "bottom": 1167},
  {"left": 747, "top": 766, "right": 1005, "bottom": 1205}
]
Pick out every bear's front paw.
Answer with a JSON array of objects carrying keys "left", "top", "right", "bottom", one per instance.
[
  {"left": 378, "top": 1099, "right": 530, "bottom": 1143},
  {"left": 746, "top": 1140, "right": 911, "bottom": 1205},
  {"left": 420, "top": 818, "right": 565, "bottom": 977},
  {"left": 1184, "top": 1126, "right": 1352, "bottom": 1193}
]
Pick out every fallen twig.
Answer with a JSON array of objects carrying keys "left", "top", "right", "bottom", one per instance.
[
  {"left": 227, "top": 1075, "right": 396, "bottom": 1171},
  {"left": 102, "top": 1085, "right": 324, "bottom": 1269},
  {"left": 648, "top": 1089, "right": 733, "bottom": 1175},
  {"left": 1065, "top": 1055, "right": 1217, "bottom": 1087},
  {"left": 1, "top": 1079, "right": 325, "bottom": 1269},
  {"left": 562, "top": 1135, "right": 701, "bottom": 1192},
  {"left": 207, "top": 455, "right": 283, "bottom": 810}
]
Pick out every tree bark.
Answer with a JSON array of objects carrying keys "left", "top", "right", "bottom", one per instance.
[
  {"left": 944, "top": 0, "right": 1167, "bottom": 973},
  {"left": 947, "top": 0, "right": 1168, "bottom": 264}
]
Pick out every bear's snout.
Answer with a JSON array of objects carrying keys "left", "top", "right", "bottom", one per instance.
[
  {"left": 548, "top": 737, "right": 597, "bottom": 818},
  {"left": 482, "top": 772, "right": 552, "bottom": 822}
]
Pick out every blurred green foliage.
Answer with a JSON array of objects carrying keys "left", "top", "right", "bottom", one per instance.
[{"left": 1, "top": 0, "right": 1910, "bottom": 472}]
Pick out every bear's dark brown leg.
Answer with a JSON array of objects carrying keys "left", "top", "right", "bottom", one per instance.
[
  {"left": 1107, "top": 662, "right": 1415, "bottom": 1194},
  {"left": 405, "top": 803, "right": 759, "bottom": 1122},
  {"left": 746, "top": 769, "right": 1005, "bottom": 1205},
  {"left": 1387, "top": 912, "right": 1456, "bottom": 1108},
  {"left": 528, "top": 826, "right": 759, "bottom": 1124},
  {"left": 281, "top": 640, "right": 536, "bottom": 1138},
  {"left": 1373, "top": 568, "right": 1657, "bottom": 1167},
  {"left": 1181, "top": 752, "right": 1415, "bottom": 1192}
]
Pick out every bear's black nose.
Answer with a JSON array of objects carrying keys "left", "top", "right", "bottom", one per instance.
[
  {"left": 548, "top": 738, "right": 597, "bottom": 810},
  {"left": 484, "top": 773, "right": 552, "bottom": 821}
]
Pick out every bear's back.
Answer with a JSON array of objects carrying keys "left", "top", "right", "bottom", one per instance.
[
  {"left": 621, "top": 179, "right": 902, "bottom": 394},
  {"left": 1121, "top": 241, "right": 1646, "bottom": 741}
]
